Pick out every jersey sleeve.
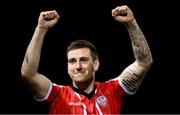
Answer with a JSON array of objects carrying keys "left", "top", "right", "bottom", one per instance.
[
  {"left": 34, "top": 82, "right": 63, "bottom": 103},
  {"left": 106, "top": 78, "right": 129, "bottom": 97},
  {"left": 117, "top": 75, "right": 135, "bottom": 95},
  {"left": 47, "top": 83, "right": 65, "bottom": 103}
]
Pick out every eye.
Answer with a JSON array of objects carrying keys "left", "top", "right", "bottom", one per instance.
[
  {"left": 80, "top": 57, "right": 89, "bottom": 62},
  {"left": 68, "top": 58, "right": 76, "bottom": 64}
]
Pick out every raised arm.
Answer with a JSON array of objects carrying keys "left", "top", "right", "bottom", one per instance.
[
  {"left": 112, "top": 5, "right": 153, "bottom": 94},
  {"left": 21, "top": 10, "right": 60, "bottom": 99}
]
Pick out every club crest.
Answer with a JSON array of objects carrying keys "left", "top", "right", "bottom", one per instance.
[{"left": 96, "top": 96, "right": 107, "bottom": 106}]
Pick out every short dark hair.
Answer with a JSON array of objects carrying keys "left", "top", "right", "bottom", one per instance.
[{"left": 66, "top": 39, "right": 98, "bottom": 61}]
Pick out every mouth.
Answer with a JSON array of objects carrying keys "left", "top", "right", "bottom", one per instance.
[
  {"left": 75, "top": 73, "right": 84, "bottom": 75},
  {"left": 74, "top": 71, "right": 84, "bottom": 74}
]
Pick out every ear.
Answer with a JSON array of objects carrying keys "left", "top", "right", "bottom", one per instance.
[{"left": 93, "top": 59, "right": 100, "bottom": 71}]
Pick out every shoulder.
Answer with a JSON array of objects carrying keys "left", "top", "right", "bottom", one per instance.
[
  {"left": 47, "top": 83, "right": 73, "bottom": 102},
  {"left": 51, "top": 83, "right": 71, "bottom": 91},
  {"left": 95, "top": 79, "right": 119, "bottom": 89},
  {"left": 95, "top": 79, "right": 128, "bottom": 95}
]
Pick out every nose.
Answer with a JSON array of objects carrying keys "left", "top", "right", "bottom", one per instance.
[{"left": 75, "top": 62, "right": 82, "bottom": 71}]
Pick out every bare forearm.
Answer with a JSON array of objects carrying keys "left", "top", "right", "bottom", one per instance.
[
  {"left": 21, "top": 27, "right": 48, "bottom": 77},
  {"left": 117, "top": 20, "right": 153, "bottom": 94},
  {"left": 113, "top": 5, "right": 153, "bottom": 94},
  {"left": 126, "top": 20, "right": 153, "bottom": 66}
]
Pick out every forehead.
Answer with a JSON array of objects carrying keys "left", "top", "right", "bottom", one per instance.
[{"left": 67, "top": 48, "right": 91, "bottom": 59}]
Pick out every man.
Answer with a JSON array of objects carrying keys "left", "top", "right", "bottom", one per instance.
[{"left": 21, "top": 5, "right": 153, "bottom": 114}]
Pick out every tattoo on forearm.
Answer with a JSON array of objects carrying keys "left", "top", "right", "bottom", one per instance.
[
  {"left": 133, "top": 38, "right": 147, "bottom": 61},
  {"left": 126, "top": 23, "right": 136, "bottom": 31},
  {"left": 127, "top": 21, "right": 150, "bottom": 62},
  {"left": 122, "top": 73, "right": 142, "bottom": 93}
]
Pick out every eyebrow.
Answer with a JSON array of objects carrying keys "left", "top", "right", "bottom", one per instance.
[{"left": 68, "top": 57, "right": 90, "bottom": 62}]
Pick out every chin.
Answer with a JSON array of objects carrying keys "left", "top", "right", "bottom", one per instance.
[
  {"left": 73, "top": 78, "right": 88, "bottom": 83},
  {"left": 70, "top": 74, "right": 93, "bottom": 83}
]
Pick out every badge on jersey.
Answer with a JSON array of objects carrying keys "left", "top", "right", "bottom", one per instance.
[{"left": 96, "top": 96, "right": 107, "bottom": 107}]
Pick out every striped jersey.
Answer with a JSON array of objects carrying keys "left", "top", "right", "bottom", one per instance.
[{"left": 44, "top": 79, "right": 128, "bottom": 114}]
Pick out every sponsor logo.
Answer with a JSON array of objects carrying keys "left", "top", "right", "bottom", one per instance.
[
  {"left": 96, "top": 96, "right": 107, "bottom": 107},
  {"left": 69, "top": 101, "right": 83, "bottom": 106}
]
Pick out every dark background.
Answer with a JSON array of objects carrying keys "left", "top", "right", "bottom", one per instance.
[{"left": 1, "top": 0, "right": 179, "bottom": 114}]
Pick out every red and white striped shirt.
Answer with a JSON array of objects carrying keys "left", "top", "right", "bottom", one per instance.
[{"left": 45, "top": 79, "right": 128, "bottom": 114}]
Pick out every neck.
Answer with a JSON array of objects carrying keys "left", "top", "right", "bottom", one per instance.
[{"left": 73, "top": 77, "right": 95, "bottom": 94}]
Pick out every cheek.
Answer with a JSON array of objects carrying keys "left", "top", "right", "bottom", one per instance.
[
  {"left": 86, "top": 64, "right": 94, "bottom": 72},
  {"left": 68, "top": 66, "right": 73, "bottom": 74}
]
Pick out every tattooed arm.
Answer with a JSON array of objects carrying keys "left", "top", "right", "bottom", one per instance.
[
  {"left": 21, "top": 10, "right": 60, "bottom": 99},
  {"left": 112, "top": 5, "right": 153, "bottom": 94}
]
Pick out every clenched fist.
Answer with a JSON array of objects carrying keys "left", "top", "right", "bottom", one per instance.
[
  {"left": 112, "top": 5, "right": 134, "bottom": 23},
  {"left": 37, "top": 10, "right": 60, "bottom": 29}
]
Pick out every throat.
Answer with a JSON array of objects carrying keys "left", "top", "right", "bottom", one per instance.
[
  {"left": 73, "top": 77, "right": 94, "bottom": 94},
  {"left": 72, "top": 85, "right": 96, "bottom": 99}
]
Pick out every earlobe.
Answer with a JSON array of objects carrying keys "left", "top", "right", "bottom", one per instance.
[{"left": 94, "top": 59, "right": 100, "bottom": 71}]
